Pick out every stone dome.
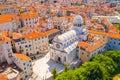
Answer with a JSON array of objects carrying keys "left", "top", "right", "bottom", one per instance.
[{"left": 73, "top": 15, "right": 83, "bottom": 25}]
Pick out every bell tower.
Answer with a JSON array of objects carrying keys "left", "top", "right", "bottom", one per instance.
[{"left": 72, "top": 15, "right": 84, "bottom": 32}]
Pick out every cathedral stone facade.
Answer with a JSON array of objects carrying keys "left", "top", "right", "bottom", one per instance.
[{"left": 50, "top": 15, "right": 88, "bottom": 65}]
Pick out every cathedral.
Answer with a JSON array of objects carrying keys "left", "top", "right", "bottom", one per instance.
[{"left": 50, "top": 15, "right": 88, "bottom": 65}]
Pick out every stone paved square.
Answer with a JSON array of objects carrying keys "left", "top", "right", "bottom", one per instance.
[{"left": 32, "top": 53, "right": 64, "bottom": 80}]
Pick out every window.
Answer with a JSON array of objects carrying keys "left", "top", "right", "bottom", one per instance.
[
  {"left": 23, "top": 63, "right": 25, "bottom": 65},
  {"left": 22, "top": 38, "right": 24, "bottom": 40},
  {"left": 25, "top": 75, "right": 28, "bottom": 78},
  {"left": 64, "top": 57, "right": 66, "bottom": 62},
  {"left": 29, "top": 45, "right": 31, "bottom": 47},
  {"left": 30, "top": 64, "right": 32, "bottom": 67},
  {"left": 25, "top": 45, "right": 28, "bottom": 47},
  {"left": 19, "top": 46, "right": 22, "bottom": 48},
  {"left": 82, "top": 52, "right": 84, "bottom": 55},
  {"left": 25, "top": 48, "right": 28, "bottom": 50},
  {"left": 114, "top": 42, "right": 116, "bottom": 44},
  {"left": 87, "top": 54, "right": 89, "bottom": 57}
]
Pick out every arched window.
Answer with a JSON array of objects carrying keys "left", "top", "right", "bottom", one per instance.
[{"left": 78, "top": 24, "right": 81, "bottom": 27}]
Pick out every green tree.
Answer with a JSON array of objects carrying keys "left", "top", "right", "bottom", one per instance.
[
  {"left": 106, "top": 50, "right": 120, "bottom": 65},
  {"left": 92, "top": 54, "right": 117, "bottom": 74},
  {"left": 52, "top": 67, "right": 57, "bottom": 79},
  {"left": 56, "top": 62, "right": 110, "bottom": 80},
  {"left": 75, "top": 62, "right": 110, "bottom": 80},
  {"left": 56, "top": 70, "right": 78, "bottom": 80},
  {"left": 64, "top": 64, "right": 69, "bottom": 72}
]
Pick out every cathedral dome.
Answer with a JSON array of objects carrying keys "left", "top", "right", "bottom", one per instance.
[{"left": 73, "top": 15, "right": 83, "bottom": 25}]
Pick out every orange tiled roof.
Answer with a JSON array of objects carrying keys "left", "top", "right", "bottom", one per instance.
[
  {"left": 44, "top": 28, "right": 59, "bottom": 36},
  {"left": 0, "top": 74, "right": 7, "bottom": 80},
  {"left": 0, "top": 13, "right": 20, "bottom": 24},
  {"left": 21, "top": 12, "right": 38, "bottom": 19},
  {"left": 89, "top": 30, "right": 120, "bottom": 39},
  {"left": 0, "top": 15, "right": 12, "bottom": 24},
  {"left": 0, "top": 35, "right": 11, "bottom": 43},
  {"left": 39, "top": 19, "right": 46, "bottom": 24},
  {"left": 107, "top": 33, "right": 120, "bottom": 39},
  {"left": 0, "top": 5, "right": 5, "bottom": 9},
  {"left": 103, "top": 17, "right": 109, "bottom": 23},
  {"left": 89, "top": 30, "right": 107, "bottom": 35},
  {"left": 109, "top": 24, "right": 119, "bottom": 33},
  {"left": 87, "top": 40, "right": 107, "bottom": 53},
  {"left": 23, "top": 28, "right": 58, "bottom": 40},
  {"left": 15, "top": 53, "right": 31, "bottom": 60},
  {"left": 77, "top": 41, "right": 90, "bottom": 48},
  {"left": 12, "top": 33, "right": 23, "bottom": 40}
]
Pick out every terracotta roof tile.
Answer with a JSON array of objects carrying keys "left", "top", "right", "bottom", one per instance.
[{"left": 15, "top": 53, "right": 31, "bottom": 60}]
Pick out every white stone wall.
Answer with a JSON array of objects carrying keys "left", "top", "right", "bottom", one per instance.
[
  {"left": 22, "top": 17, "right": 39, "bottom": 28},
  {"left": 0, "top": 20, "right": 18, "bottom": 32},
  {"left": 12, "top": 55, "right": 33, "bottom": 79},
  {"left": 2, "top": 42, "right": 13, "bottom": 64}
]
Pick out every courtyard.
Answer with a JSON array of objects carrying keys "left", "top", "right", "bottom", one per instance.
[{"left": 32, "top": 52, "right": 64, "bottom": 80}]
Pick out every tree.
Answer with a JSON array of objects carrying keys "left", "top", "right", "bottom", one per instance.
[
  {"left": 92, "top": 54, "right": 117, "bottom": 74},
  {"left": 56, "top": 62, "right": 110, "bottom": 80},
  {"left": 106, "top": 50, "right": 120, "bottom": 65},
  {"left": 75, "top": 62, "right": 110, "bottom": 80},
  {"left": 56, "top": 70, "right": 78, "bottom": 80},
  {"left": 64, "top": 64, "right": 69, "bottom": 72},
  {"left": 52, "top": 67, "right": 57, "bottom": 79}
]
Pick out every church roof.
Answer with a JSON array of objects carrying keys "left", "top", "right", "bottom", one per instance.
[
  {"left": 58, "top": 30, "right": 78, "bottom": 42},
  {"left": 64, "top": 42, "right": 78, "bottom": 53}
]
